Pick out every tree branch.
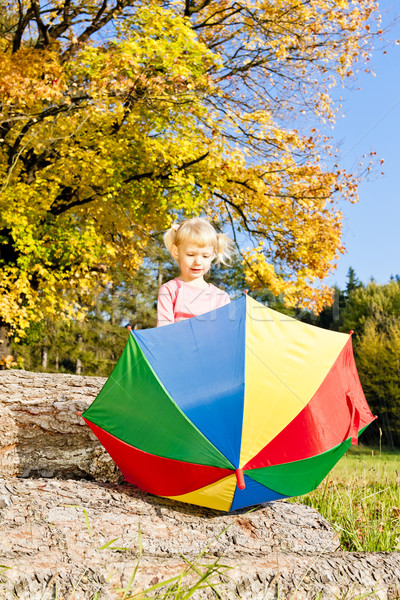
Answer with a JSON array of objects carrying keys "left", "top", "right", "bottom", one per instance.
[
  {"left": 32, "top": 0, "right": 51, "bottom": 48},
  {"left": 213, "top": 191, "right": 272, "bottom": 240},
  {"left": 60, "top": 0, "right": 132, "bottom": 61},
  {"left": 12, "top": 2, "right": 35, "bottom": 52},
  {"left": 124, "top": 151, "right": 210, "bottom": 184},
  {"left": 5, "top": 99, "right": 88, "bottom": 180},
  {"left": 184, "top": 0, "right": 213, "bottom": 17}
]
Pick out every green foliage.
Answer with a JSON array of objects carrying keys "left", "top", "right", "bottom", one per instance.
[
  {"left": 345, "top": 267, "right": 363, "bottom": 299},
  {"left": 295, "top": 271, "right": 400, "bottom": 448},
  {"left": 313, "top": 267, "right": 364, "bottom": 333},
  {"left": 336, "top": 278, "right": 400, "bottom": 447},
  {"left": 355, "top": 320, "right": 400, "bottom": 447},
  {"left": 343, "top": 279, "right": 400, "bottom": 338}
]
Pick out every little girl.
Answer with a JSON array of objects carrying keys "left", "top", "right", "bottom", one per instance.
[{"left": 157, "top": 218, "right": 233, "bottom": 326}]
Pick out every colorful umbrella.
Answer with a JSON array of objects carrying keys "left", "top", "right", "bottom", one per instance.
[{"left": 82, "top": 295, "right": 375, "bottom": 512}]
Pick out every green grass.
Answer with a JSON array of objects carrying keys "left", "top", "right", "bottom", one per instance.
[{"left": 291, "top": 445, "right": 400, "bottom": 552}]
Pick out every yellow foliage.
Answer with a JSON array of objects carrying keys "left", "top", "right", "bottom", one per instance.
[
  {"left": 0, "top": 0, "right": 379, "bottom": 333},
  {"left": 0, "top": 354, "right": 16, "bottom": 369}
]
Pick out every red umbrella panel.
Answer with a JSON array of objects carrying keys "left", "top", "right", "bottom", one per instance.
[{"left": 82, "top": 295, "right": 375, "bottom": 511}]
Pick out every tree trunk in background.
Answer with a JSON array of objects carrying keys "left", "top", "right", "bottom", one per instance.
[
  {"left": 76, "top": 357, "right": 82, "bottom": 375},
  {"left": 41, "top": 346, "right": 48, "bottom": 369},
  {"left": 0, "top": 323, "right": 11, "bottom": 362},
  {"left": 158, "top": 261, "right": 163, "bottom": 288},
  {"left": 0, "top": 369, "right": 400, "bottom": 600},
  {"left": 109, "top": 283, "right": 115, "bottom": 326},
  {"left": 76, "top": 331, "right": 83, "bottom": 375}
]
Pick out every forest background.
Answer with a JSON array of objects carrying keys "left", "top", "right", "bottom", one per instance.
[{"left": 1, "top": 1, "right": 399, "bottom": 448}]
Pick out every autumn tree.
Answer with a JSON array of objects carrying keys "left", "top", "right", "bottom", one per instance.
[{"left": 0, "top": 0, "right": 379, "bottom": 351}]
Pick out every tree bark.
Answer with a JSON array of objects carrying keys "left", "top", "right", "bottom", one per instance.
[
  {"left": 0, "top": 478, "right": 399, "bottom": 600},
  {"left": 0, "top": 323, "right": 11, "bottom": 363},
  {"left": 41, "top": 346, "right": 48, "bottom": 369},
  {"left": 1, "top": 370, "right": 400, "bottom": 599},
  {"left": 0, "top": 369, "right": 121, "bottom": 482}
]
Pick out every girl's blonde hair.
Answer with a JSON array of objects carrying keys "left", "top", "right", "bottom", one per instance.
[{"left": 164, "top": 218, "right": 234, "bottom": 265}]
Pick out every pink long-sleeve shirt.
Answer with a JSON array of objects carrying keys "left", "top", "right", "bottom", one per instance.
[{"left": 157, "top": 278, "right": 230, "bottom": 327}]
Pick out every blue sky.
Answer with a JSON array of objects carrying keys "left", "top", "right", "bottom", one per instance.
[{"left": 326, "top": 0, "right": 400, "bottom": 289}]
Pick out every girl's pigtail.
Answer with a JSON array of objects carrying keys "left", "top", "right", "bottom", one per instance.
[
  {"left": 164, "top": 224, "right": 179, "bottom": 252},
  {"left": 215, "top": 233, "right": 235, "bottom": 265}
]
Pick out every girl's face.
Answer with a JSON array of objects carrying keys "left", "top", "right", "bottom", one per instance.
[{"left": 172, "top": 241, "right": 216, "bottom": 283}]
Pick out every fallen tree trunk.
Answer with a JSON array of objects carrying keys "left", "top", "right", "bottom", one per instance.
[
  {"left": 1, "top": 477, "right": 399, "bottom": 600},
  {"left": 0, "top": 370, "right": 121, "bottom": 482},
  {"left": 1, "top": 370, "right": 400, "bottom": 599}
]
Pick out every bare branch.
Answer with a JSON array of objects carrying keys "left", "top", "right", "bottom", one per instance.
[
  {"left": 12, "top": 3, "right": 35, "bottom": 52},
  {"left": 32, "top": 0, "right": 51, "bottom": 47},
  {"left": 213, "top": 191, "right": 272, "bottom": 240},
  {"left": 184, "top": 0, "right": 213, "bottom": 17},
  {"left": 191, "top": 4, "right": 244, "bottom": 30},
  {"left": 60, "top": 0, "right": 132, "bottom": 61}
]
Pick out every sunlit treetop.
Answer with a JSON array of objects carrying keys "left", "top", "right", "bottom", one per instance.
[{"left": 0, "top": 0, "right": 380, "bottom": 336}]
